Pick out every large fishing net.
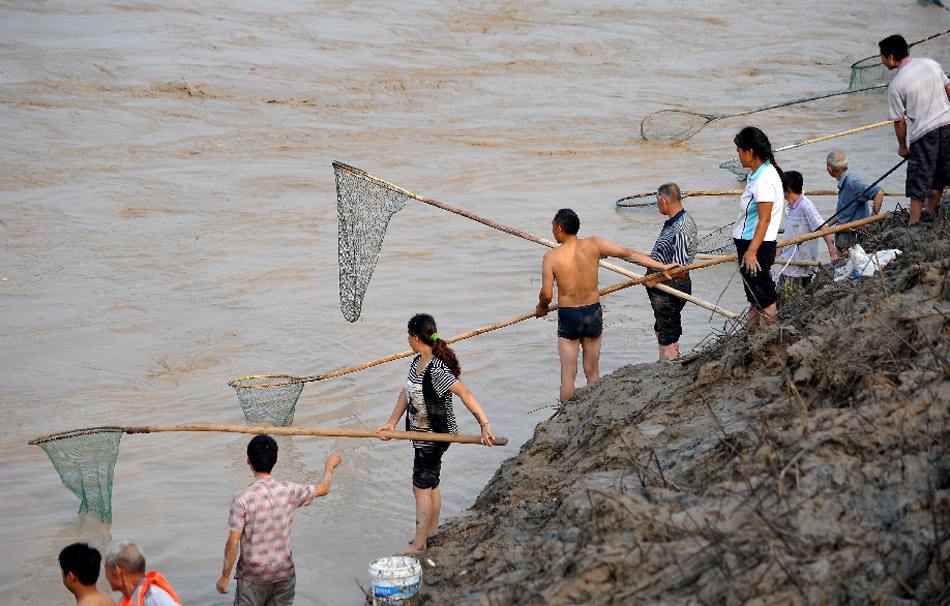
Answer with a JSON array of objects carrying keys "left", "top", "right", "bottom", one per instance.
[
  {"left": 30, "top": 427, "right": 123, "bottom": 522},
  {"left": 640, "top": 110, "right": 713, "bottom": 143},
  {"left": 335, "top": 161, "right": 410, "bottom": 323},
  {"left": 228, "top": 374, "right": 304, "bottom": 426},
  {"left": 696, "top": 223, "right": 736, "bottom": 256}
]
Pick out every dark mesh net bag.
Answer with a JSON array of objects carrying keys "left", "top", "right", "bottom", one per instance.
[{"left": 335, "top": 162, "right": 410, "bottom": 323}]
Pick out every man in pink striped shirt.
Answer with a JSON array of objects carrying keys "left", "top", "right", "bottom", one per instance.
[{"left": 217, "top": 435, "right": 342, "bottom": 606}]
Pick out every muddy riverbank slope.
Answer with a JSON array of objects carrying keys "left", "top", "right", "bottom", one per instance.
[{"left": 418, "top": 210, "right": 950, "bottom": 604}]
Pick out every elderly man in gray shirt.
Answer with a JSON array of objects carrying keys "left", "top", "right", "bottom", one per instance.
[{"left": 826, "top": 150, "right": 884, "bottom": 251}]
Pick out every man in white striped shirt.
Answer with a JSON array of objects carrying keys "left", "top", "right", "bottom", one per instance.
[{"left": 645, "top": 183, "right": 697, "bottom": 361}]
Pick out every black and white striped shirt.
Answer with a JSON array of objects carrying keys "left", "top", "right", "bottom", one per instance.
[
  {"left": 650, "top": 210, "right": 697, "bottom": 266},
  {"left": 406, "top": 355, "right": 459, "bottom": 447}
]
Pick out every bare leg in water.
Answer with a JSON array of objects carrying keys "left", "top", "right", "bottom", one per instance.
[
  {"left": 557, "top": 337, "right": 580, "bottom": 402},
  {"left": 428, "top": 486, "right": 441, "bottom": 541},
  {"left": 407, "top": 485, "right": 441, "bottom": 547},
  {"left": 407, "top": 486, "right": 438, "bottom": 553},
  {"left": 580, "top": 335, "right": 602, "bottom": 386}
]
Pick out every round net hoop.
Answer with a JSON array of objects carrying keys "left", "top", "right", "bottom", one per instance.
[
  {"left": 615, "top": 197, "right": 658, "bottom": 209},
  {"left": 640, "top": 110, "right": 712, "bottom": 143},
  {"left": 30, "top": 426, "right": 123, "bottom": 522},
  {"left": 28, "top": 425, "right": 124, "bottom": 446},
  {"left": 228, "top": 374, "right": 304, "bottom": 427}
]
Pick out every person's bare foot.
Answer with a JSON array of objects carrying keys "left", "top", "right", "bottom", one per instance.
[{"left": 404, "top": 542, "right": 426, "bottom": 554}]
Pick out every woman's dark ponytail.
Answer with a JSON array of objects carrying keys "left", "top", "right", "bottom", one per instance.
[
  {"left": 431, "top": 338, "right": 461, "bottom": 378},
  {"left": 734, "top": 126, "right": 783, "bottom": 181},
  {"left": 408, "top": 313, "right": 461, "bottom": 377}
]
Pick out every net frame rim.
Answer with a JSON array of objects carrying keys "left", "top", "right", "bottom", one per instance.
[
  {"left": 333, "top": 160, "right": 419, "bottom": 203},
  {"left": 228, "top": 373, "right": 303, "bottom": 390},
  {"left": 849, "top": 56, "right": 883, "bottom": 70},
  {"left": 642, "top": 108, "right": 719, "bottom": 121},
  {"left": 29, "top": 426, "right": 125, "bottom": 446},
  {"left": 640, "top": 109, "right": 720, "bottom": 142},
  {"left": 617, "top": 192, "right": 717, "bottom": 206}
]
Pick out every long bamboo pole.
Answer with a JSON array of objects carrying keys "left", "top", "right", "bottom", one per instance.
[
  {"left": 774, "top": 120, "right": 892, "bottom": 151},
  {"left": 695, "top": 254, "right": 823, "bottom": 267},
  {"left": 850, "top": 29, "right": 949, "bottom": 68},
  {"left": 334, "top": 162, "right": 737, "bottom": 319},
  {"left": 123, "top": 423, "right": 507, "bottom": 446},
  {"left": 234, "top": 213, "right": 890, "bottom": 389},
  {"left": 617, "top": 213, "right": 890, "bottom": 281},
  {"left": 618, "top": 188, "right": 901, "bottom": 207},
  {"left": 620, "top": 120, "right": 896, "bottom": 206}
]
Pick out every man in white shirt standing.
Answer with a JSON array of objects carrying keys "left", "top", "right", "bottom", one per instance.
[{"left": 880, "top": 34, "right": 950, "bottom": 225}]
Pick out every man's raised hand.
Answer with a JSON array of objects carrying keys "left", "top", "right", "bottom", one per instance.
[{"left": 325, "top": 453, "right": 343, "bottom": 471}]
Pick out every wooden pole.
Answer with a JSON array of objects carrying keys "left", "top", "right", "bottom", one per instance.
[
  {"left": 124, "top": 423, "right": 507, "bottom": 446},
  {"left": 850, "top": 28, "right": 950, "bottom": 67},
  {"left": 771, "top": 120, "right": 892, "bottom": 152},
  {"left": 234, "top": 213, "right": 891, "bottom": 389},
  {"left": 333, "top": 162, "right": 737, "bottom": 319},
  {"left": 609, "top": 213, "right": 890, "bottom": 285},
  {"left": 696, "top": 254, "right": 823, "bottom": 267},
  {"left": 621, "top": 120, "right": 896, "bottom": 205},
  {"left": 618, "top": 188, "right": 901, "bottom": 207}
]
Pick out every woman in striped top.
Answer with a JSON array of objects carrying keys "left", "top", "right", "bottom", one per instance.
[
  {"left": 731, "top": 126, "right": 784, "bottom": 329},
  {"left": 378, "top": 313, "right": 494, "bottom": 553}
]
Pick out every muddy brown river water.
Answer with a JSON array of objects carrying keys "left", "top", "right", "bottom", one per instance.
[{"left": 1, "top": 1, "right": 946, "bottom": 604}]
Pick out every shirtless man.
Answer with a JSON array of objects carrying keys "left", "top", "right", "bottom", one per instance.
[
  {"left": 536, "top": 208, "right": 677, "bottom": 402},
  {"left": 59, "top": 543, "right": 115, "bottom": 606}
]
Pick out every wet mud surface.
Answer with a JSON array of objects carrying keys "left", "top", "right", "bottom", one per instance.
[{"left": 418, "top": 213, "right": 950, "bottom": 604}]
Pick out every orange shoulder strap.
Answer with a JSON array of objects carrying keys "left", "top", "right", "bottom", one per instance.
[{"left": 124, "top": 572, "right": 182, "bottom": 606}]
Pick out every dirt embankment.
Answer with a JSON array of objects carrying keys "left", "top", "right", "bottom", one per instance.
[{"left": 418, "top": 211, "right": 950, "bottom": 605}]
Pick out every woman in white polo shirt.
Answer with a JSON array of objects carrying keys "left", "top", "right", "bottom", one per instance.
[{"left": 731, "top": 126, "right": 784, "bottom": 328}]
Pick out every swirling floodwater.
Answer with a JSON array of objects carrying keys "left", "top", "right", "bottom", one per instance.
[{"left": 1, "top": 1, "right": 944, "bottom": 604}]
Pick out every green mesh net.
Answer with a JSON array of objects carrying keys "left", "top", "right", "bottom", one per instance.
[
  {"left": 228, "top": 374, "right": 304, "bottom": 426},
  {"left": 849, "top": 28, "right": 950, "bottom": 89},
  {"left": 335, "top": 161, "right": 410, "bottom": 323},
  {"left": 848, "top": 57, "right": 889, "bottom": 91},
  {"left": 30, "top": 427, "right": 123, "bottom": 522}
]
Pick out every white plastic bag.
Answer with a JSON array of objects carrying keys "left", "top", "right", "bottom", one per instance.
[{"left": 832, "top": 244, "right": 901, "bottom": 282}]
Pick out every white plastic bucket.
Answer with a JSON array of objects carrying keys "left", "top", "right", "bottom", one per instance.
[{"left": 369, "top": 556, "right": 422, "bottom": 605}]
